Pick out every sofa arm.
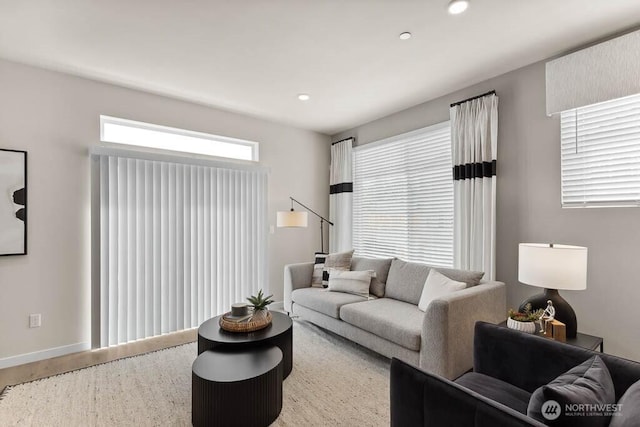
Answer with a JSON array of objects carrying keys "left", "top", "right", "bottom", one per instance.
[
  {"left": 283, "top": 262, "right": 313, "bottom": 313},
  {"left": 420, "top": 281, "right": 506, "bottom": 380},
  {"left": 390, "top": 357, "right": 544, "bottom": 427}
]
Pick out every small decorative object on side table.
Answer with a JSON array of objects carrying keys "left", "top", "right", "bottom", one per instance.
[
  {"left": 219, "top": 290, "right": 274, "bottom": 333},
  {"left": 506, "top": 303, "right": 544, "bottom": 334},
  {"left": 498, "top": 320, "right": 603, "bottom": 352},
  {"left": 546, "top": 319, "right": 567, "bottom": 342}
]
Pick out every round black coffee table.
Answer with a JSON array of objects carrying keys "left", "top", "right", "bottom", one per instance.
[
  {"left": 192, "top": 347, "right": 283, "bottom": 427},
  {"left": 198, "top": 310, "right": 293, "bottom": 378}
]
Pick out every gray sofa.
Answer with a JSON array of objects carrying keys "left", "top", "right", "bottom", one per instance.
[{"left": 284, "top": 257, "right": 506, "bottom": 380}]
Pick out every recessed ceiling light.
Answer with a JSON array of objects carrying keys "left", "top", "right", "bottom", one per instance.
[
  {"left": 448, "top": 0, "right": 469, "bottom": 14},
  {"left": 399, "top": 32, "right": 412, "bottom": 40},
  {"left": 298, "top": 94, "right": 310, "bottom": 101}
]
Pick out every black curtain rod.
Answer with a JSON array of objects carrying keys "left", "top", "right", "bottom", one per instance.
[
  {"left": 450, "top": 90, "right": 496, "bottom": 108},
  {"left": 331, "top": 137, "right": 355, "bottom": 146}
]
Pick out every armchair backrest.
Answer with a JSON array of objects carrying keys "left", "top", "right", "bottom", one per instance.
[{"left": 473, "top": 322, "right": 640, "bottom": 401}]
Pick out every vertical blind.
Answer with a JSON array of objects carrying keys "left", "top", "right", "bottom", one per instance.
[
  {"left": 561, "top": 92, "right": 640, "bottom": 207},
  {"left": 352, "top": 122, "right": 454, "bottom": 267},
  {"left": 98, "top": 152, "right": 268, "bottom": 347}
]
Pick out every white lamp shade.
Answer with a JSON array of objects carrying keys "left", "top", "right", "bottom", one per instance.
[
  {"left": 518, "top": 243, "right": 587, "bottom": 290},
  {"left": 277, "top": 211, "right": 308, "bottom": 228}
]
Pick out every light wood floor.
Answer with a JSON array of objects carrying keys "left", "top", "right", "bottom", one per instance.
[{"left": 0, "top": 329, "right": 197, "bottom": 394}]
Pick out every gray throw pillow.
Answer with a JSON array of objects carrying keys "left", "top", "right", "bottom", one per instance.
[
  {"left": 609, "top": 379, "right": 640, "bottom": 427},
  {"left": 322, "top": 249, "right": 354, "bottom": 287},
  {"left": 527, "top": 355, "right": 615, "bottom": 427}
]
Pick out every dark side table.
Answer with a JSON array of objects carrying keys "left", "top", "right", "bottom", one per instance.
[
  {"left": 198, "top": 310, "right": 293, "bottom": 378},
  {"left": 192, "top": 347, "right": 283, "bottom": 427},
  {"left": 497, "top": 321, "right": 603, "bottom": 352}
]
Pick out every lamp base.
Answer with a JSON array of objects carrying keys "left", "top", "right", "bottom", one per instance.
[{"left": 518, "top": 289, "right": 577, "bottom": 338}]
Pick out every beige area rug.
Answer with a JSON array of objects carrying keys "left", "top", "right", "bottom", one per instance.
[{"left": 0, "top": 320, "right": 390, "bottom": 426}]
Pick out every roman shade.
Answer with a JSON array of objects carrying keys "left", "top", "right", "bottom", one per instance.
[{"left": 546, "top": 29, "right": 640, "bottom": 115}]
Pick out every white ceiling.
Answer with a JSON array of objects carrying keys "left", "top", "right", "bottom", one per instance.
[{"left": 1, "top": 1, "right": 639, "bottom": 135}]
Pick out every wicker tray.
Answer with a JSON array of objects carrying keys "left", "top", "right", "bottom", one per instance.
[{"left": 219, "top": 310, "right": 272, "bottom": 333}]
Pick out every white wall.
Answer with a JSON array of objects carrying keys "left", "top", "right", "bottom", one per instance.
[
  {"left": 0, "top": 59, "right": 329, "bottom": 362},
  {"left": 334, "top": 60, "right": 640, "bottom": 361}
]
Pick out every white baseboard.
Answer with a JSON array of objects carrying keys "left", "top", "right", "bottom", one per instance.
[{"left": 0, "top": 342, "right": 91, "bottom": 370}]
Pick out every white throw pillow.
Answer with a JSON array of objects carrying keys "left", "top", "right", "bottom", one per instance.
[
  {"left": 327, "top": 269, "right": 374, "bottom": 298},
  {"left": 418, "top": 269, "right": 466, "bottom": 312},
  {"left": 322, "top": 249, "right": 355, "bottom": 287}
]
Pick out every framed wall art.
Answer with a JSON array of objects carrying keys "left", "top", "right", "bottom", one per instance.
[{"left": 0, "top": 149, "right": 27, "bottom": 256}]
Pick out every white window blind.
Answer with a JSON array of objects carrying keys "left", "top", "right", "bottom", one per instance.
[
  {"left": 561, "top": 92, "right": 640, "bottom": 207},
  {"left": 97, "top": 151, "right": 268, "bottom": 347},
  {"left": 353, "top": 122, "right": 454, "bottom": 267}
]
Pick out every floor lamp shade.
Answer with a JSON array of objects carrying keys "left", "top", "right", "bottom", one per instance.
[
  {"left": 277, "top": 197, "right": 333, "bottom": 254},
  {"left": 277, "top": 211, "right": 308, "bottom": 228},
  {"left": 518, "top": 243, "right": 588, "bottom": 338}
]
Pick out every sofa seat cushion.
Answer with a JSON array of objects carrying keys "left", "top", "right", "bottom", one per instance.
[
  {"left": 455, "top": 372, "right": 532, "bottom": 415},
  {"left": 339, "top": 298, "right": 423, "bottom": 351},
  {"left": 291, "top": 288, "right": 367, "bottom": 319}
]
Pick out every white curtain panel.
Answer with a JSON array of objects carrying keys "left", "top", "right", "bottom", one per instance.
[
  {"left": 98, "top": 154, "right": 268, "bottom": 347},
  {"left": 450, "top": 93, "right": 498, "bottom": 280},
  {"left": 329, "top": 138, "right": 353, "bottom": 253}
]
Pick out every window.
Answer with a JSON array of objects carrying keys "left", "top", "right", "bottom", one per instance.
[
  {"left": 561, "top": 93, "right": 640, "bottom": 207},
  {"left": 94, "top": 117, "right": 266, "bottom": 347},
  {"left": 352, "top": 122, "right": 454, "bottom": 267},
  {"left": 100, "top": 116, "right": 259, "bottom": 161}
]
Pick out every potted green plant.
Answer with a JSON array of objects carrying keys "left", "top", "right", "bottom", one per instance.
[
  {"left": 247, "top": 289, "right": 274, "bottom": 321},
  {"left": 507, "top": 303, "right": 544, "bottom": 334}
]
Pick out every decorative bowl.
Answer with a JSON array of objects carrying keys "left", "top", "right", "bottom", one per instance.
[
  {"left": 219, "top": 310, "right": 272, "bottom": 333},
  {"left": 507, "top": 317, "right": 537, "bottom": 334}
]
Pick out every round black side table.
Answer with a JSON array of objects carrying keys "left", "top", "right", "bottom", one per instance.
[
  {"left": 192, "top": 347, "right": 283, "bottom": 427},
  {"left": 198, "top": 311, "right": 293, "bottom": 378}
]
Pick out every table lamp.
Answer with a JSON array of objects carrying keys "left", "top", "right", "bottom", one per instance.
[{"left": 518, "top": 243, "right": 587, "bottom": 338}]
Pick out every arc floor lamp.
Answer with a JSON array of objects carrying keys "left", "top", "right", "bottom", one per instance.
[{"left": 277, "top": 197, "right": 333, "bottom": 254}]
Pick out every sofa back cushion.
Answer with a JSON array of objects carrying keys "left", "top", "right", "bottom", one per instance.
[
  {"left": 351, "top": 256, "right": 394, "bottom": 297},
  {"left": 385, "top": 259, "right": 431, "bottom": 304},
  {"left": 385, "top": 259, "right": 485, "bottom": 305},
  {"left": 435, "top": 267, "right": 485, "bottom": 287}
]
